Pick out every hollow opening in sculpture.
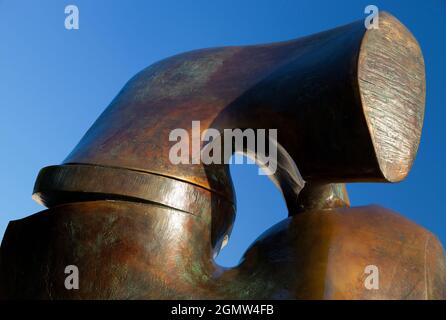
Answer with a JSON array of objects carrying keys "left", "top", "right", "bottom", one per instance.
[{"left": 214, "top": 154, "right": 289, "bottom": 267}]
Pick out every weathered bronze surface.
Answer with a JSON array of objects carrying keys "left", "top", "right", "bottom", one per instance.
[{"left": 1, "top": 12, "right": 444, "bottom": 299}]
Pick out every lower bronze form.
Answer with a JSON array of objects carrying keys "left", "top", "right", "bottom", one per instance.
[{"left": 1, "top": 200, "right": 445, "bottom": 299}]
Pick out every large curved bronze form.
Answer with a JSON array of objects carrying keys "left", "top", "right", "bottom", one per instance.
[{"left": 1, "top": 12, "right": 445, "bottom": 299}]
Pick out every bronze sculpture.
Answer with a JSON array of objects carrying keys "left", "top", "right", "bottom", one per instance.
[{"left": 1, "top": 11, "right": 445, "bottom": 299}]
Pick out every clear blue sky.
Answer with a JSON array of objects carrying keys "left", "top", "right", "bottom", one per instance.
[{"left": 0, "top": 0, "right": 445, "bottom": 267}]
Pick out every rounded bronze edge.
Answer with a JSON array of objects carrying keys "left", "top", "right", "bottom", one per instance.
[
  {"left": 357, "top": 11, "right": 426, "bottom": 182},
  {"left": 32, "top": 164, "right": 235, "bottom": 217}
]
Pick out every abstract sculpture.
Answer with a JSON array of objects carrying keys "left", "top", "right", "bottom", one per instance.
[{"left": 1, "top": 12, "right": 445, "bottom": 299}]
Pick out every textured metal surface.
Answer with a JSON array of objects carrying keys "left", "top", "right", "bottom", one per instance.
[
  {"left": 358, "top": 14, "right": 425, "bottom": 181},
  {"left": 1, "top": 12, "right": 443, "bottom": 300}
]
